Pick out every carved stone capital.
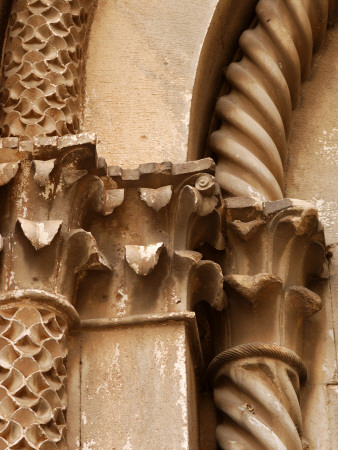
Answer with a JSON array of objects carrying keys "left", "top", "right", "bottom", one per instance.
[
  {"left": 0, "top": 136, "right": 229, "bottom": 446},
  {"left": 208, "top": 196, "right": 328, "bottom": 449},
  {"left": 0, "top": 134, "right": 114, "bottom": 448}
]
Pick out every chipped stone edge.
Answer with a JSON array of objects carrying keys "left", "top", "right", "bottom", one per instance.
[
  {"left": 108, "top": 157, "right": 216, "bottom": 180},
  {"left": 77, "top": 311, "right": 204, "bottom": 378}
]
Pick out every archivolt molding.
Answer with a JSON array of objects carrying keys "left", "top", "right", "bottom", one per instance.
[
  {"left": 0, "top": 0, "right": 94, "bottom": 140},
  {"left": 209, "top": 0, "right": 329, "bottom": 201}
]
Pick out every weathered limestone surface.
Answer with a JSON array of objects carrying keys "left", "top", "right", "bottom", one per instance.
[
  {"left": 84, "top": 0, "right": 257, "bottom": 167},
  {"left": 285, "top": 24, "right": 338, "bottom": 450},
  {"left": 69, "top": 325, "right": 198, "bottom": 450},
  {"left": 0, "top": 1, "right": 336, "bottom": 449}
]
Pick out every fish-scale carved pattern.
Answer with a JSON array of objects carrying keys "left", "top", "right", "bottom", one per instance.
[
  {"left": 0, "top": 0, "right": 92, "bottom": 140},
  {"left": 209, "top": 0, "right": 328, "bottom": 201},
  {"left": 0, "top": 306, "right": 67, "bottom": 449}
]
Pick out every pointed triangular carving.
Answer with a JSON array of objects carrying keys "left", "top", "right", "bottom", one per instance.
[
  {"left": 139, "top": 186, "right": 172, "bottom": 211},
  {"left": 0, "top": 162, "right": 19, "bottom": 187},
  {"left": 18, "top": 219, "right": 62, "bottom": 250},
  {"left": 102, "top": 189, "right": 124, "bottom": 215},
  {"left": 125, "top": 243, "right": 165, "bottom": 276},
  {"left": 66, "top": 229, "right": 112, "bottom": 272},
  {"left": 33, "top": 160, "right": 56, "bottom": 187}
]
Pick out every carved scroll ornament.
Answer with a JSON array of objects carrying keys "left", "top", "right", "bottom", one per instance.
[
  {"left": 208, "top": 197, "right": 327, "bottom": 449},
  {"left": 209, "top": 0, "right": 329, "bottom": 201}
]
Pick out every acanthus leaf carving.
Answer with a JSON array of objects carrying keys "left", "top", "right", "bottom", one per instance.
[
  {"left": 18, "top": 218, "right": 63, "bottom": 250},
  {"left": 33, "top": 159, "right": 56, "bottom": 187},
  {"left": 0, "top": 162, "right": 19, "bottom": 186},
  {"left": 65, "top": 229, "right": 112, "bottom": 274},
  {"left": 191, "top": 259, "right": 226, "bottom": 311},
  {"left": 125, "top": 242, "right": 165, "bottom": 276},
  {"left": 173, "top": 175, "right": 224, "bottom": 251},
  {"left": 171, "top": 251, "right": 226, "bottom": 312},
  {"left": 101, "top": 188, "right": 125, "bottom": 215},
  {"left": 139, "top": 185, "right": 173, "bottom": 211}
]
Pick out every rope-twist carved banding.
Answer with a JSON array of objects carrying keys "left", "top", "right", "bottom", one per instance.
[
  {"left": 0, "top": 0, "right": 92, "bottom": 140},
  {"left": 211, "top": 357, "right": 305, "bottom": 450},
  {"left": 0, "top": 306, "right": 67, "bottom": 449},
  {"left": 208, "top": 342, "right": 307, "bottom": 384},
  {"left": 209, "top": 0, "right": 328, "bottom": 200}
]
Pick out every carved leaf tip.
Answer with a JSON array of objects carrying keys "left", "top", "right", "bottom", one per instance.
[
  {"left": 102, "top": 189, "right": 124, "bottom": 215},
  {"left": 125, "top": 242, "right": 165, "bottom": 276},
  {"left": 194, "top": 260, "right": 227, "bottom": 311},
  {"left": 18, "top": 218, "right": 63, "bottom": 250},
  {"left": 228, "top": 219, "right": 266, "bottom": 240},
  {"left": 139, "top": 185, "right": 172, "bottom": 211},
  {"left": 285, "top": 286, "right": 322, "bottom": 317},
  {"left": 33, "top": 159, "right": 56, "bottom": 187},
  {"left": 0, "top": 162, "right": 19, "bottom": 187},
  {"left": 66, "top": 229, "right": 112, "bottom": 272},
  {"left": 224, "top": 273, "right": 283, "bottom": 300}
]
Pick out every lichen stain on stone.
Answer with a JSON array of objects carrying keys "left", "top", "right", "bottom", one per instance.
[
  {"left": 174, "top": 331, "right": 188, "bottom": 449},
  {"left": 82, "top": 439, "right": 97, "bottom": 450},
  {"left": 311, "top": 197, "right": 338, "bottom": 231},
  {"left": 82, "top": 411, "right": 87, "bottom": 425},
  {"left": 153, "top": 337, "right": 169, "bottom": 378},
  {"left": 316, "top": 128, "right": 338, "bottom": 165},
  {"left": 116, "top": 289, "right": 128, "bottom": 318},
  {"left": 122, "top": 436, "right": 133, "bottom": 450},
  {"left": 96, "top": 343, "right": 122, "bottom": 395}
]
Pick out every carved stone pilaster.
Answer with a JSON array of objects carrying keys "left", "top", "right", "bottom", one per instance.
[
  {"left": 0, "top": 134, "right": 114, "bottom": 448},
  {"left": 208, "top": 197, "right": 327, "bottom": 449},
  {"left": 64, "top": 158, "right": 228, "bottom": 448},
  {"left": 0, "top": 138, "right": 228, "bottom": 446}
]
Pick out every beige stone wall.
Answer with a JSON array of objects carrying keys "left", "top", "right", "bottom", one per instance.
[
  {"left": 83, "top": 0, "right": 217, "bottom": 167},
  {"left": 83, "top": 0, "right": 256, "bottom": 167}
]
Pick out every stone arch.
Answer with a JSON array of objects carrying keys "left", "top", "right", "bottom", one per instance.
[{"left": 189, "top": 0, "right": 334, "bottom": 201}]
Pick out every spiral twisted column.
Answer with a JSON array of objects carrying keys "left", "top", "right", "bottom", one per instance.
[
  {"left": 209, "top": 344, "right": 307, "bottom": 450},
  {"left": 209, "top": 0, "right": 328, "bottom": 200},
  {"left": 0, "top": 0, "right": 93, "bottom": 140},
  {"left": 208, "top": 198, "right": 327, "bottom": 449},
  {"left": 0, "top": 291, "right": 79, "bottom": 449}
]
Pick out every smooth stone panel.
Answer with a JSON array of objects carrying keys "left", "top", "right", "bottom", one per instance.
[{"left": 69, "top": 323, "right": 199, "bottom": 449}]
